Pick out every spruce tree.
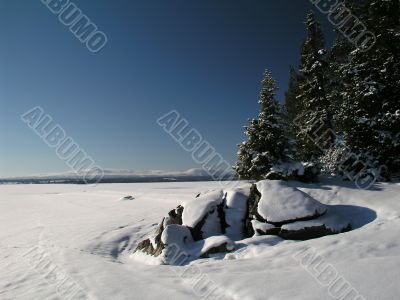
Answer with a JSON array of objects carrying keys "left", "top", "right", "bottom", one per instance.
[
  {"left": 284, "top": 67, "right": 304, "bottom": 162},
  {"left": 292, "top": 12, "right": 332, "bottom": 162},
  {"left": 234, "top": 70, "right": 289, "bottom": 179},
  {"left": 319, "top": 33, "right": 353, "bottom": 175},
  {"left": 285, "top": 66, "right": 303, "bottom": 125},
  {"left": 336, "top": 0, "right": 400, "bottom": 179},
  {"left": 327, "top": 33, "right": 352, "bottom": 130}
]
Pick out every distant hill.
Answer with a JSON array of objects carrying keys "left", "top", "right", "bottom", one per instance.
[{"left": 0, "top": 168, "right": 237, "bottom": 184}]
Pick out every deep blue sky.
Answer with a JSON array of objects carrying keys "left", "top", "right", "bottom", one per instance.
[{"left": 0, "top": 0, "right": 335, "bottom": 177}]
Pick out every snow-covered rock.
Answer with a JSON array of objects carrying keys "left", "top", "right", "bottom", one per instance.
[
  {"left": 135, "top": 205, "right": 185, "bottom": 257},
  {"left": 251, "top": 219, "right": 279, "bottom": 236},
  {"left": 198, "top": 235, "right": 235, "bottom": 258},
  {"left": 120, "top": 195, "right": 134, "bottom": 200},
  {"left": 182, "top": 190, "right": 225, "bottom": 240},
  {"left": 280, "top": 213, "right": 352, "bottom": 240},
  {"left": 134, "top": 180, "right": 352, "bottom": 265},
  {"left": 161, "top": 224, "right": 193, "bottom": 247},
  {"left": 162, "top": 234, "right": 235, "bottom": 265},
  {"left": 225, "top": 187, "right": 251, "bottom": 240},
  {"left": 182, "top": 190, "right": 224, "bottom": 228},
  {"left": 256, "top": 180, "right": 327, "bottom": 224}
]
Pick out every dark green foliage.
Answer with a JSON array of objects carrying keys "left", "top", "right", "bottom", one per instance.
[
  {"left": 332, "top": 0, "right": 400, "bottom": 178},
  {"left": 290, "top": 12, "right": 332, "bottom": 162},
  {"left": 234, "top": 70, "right": 289, "bottom": 179},
  {"left": 237, "top": 2, "right": 399, "bottom": 182}
]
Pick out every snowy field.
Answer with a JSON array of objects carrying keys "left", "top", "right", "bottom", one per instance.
[{"left": 1, "top": 179, "right": 399, "bottom": 300}]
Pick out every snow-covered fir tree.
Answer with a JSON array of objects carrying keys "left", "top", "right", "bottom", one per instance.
[
  {"left": 234, "top": 70, "right": 289, "bottom": 179},
  {"left": 285, "top": 67, "right": 304, "bottom": 132},
  {"left": 319, "top": 33, "right": 353, "bottom": 176},
  {"left": 333, "top": 0, "right": 400, "bottom": 179},
  {"left": 285, "top": 66, "right": 302, "bottom": 124},
  {"left": 291, "top": 12, "right": 332, "bottom": 163}
]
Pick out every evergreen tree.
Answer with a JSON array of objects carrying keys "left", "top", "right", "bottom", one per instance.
[
  {"left": 284, "top": 67, "right": 304, "bottom": 162},
  {"left": 234, "top": 70, "right": 289, "bottom": 179},
  {"left": 319, "top": 33, "right": 353, "bottom": 176},
  {"left": 336, "top": 0, "right": 400, "bottom": 179},
  {"left": 327, "top": 33, "right": 353, "bottom": 130},
  {"left": 285, "top": 66, "right": 303, "bottom": 124},
  {"left": 291, "top": 12, "right": 332, "bottom": 162}
]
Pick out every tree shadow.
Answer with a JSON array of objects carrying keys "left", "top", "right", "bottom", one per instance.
[
  {"left": 328, "top": 204, "right": 377, "bottom": 229},
  {"left": 286, "top": 176, "right": 384, "bottom": 191}
]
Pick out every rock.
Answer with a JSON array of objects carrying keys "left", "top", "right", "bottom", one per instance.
[
  {"left": 134, "top": 205, "right": 185, "bottom": 256},
  {"left": 135, "top": 218, "right": 165, "bottom": 256},
  {"left": 298, "top": 163, "right": 320, "bottom": 183},
  {"left": 166, "top": 205, "right": 184, "bottom": 225},
  {"left": 266, "top": 162, "right": 319, "bottom": 183},
  {"left": 244, "top": 184, "right": 262, "bottom": 237},
  {"left": 182, "top": 190, "right": 226, "bottom": 240},
  {"left": 256, "top": 180, "right": 327, "bottom": 225},
  {"left": 279, "top": 213, "right": 352, "bottom": 240},
  {"left": 161, "top": 224, "right": 194, "bottom": 245},
  {"left": 225, "top": 187, "right": 251, "bottom": 240},
  {"left": 199, "top": 236, "right": 235, "bottom": 258},
  {"left": 134, "top": 180, "right": 352, "bottom": 264},
  {"left": 278, "top": 224, "right": 351, "bottom": 240},
  {"left": 162, "top": 227, "right": 234, "bottom": 264},
  {"left": 199, "top": 243, "right": 230, "bottom": 258},
  {"left": 251, "top": 220, "right": 280, "bottom": 236}
]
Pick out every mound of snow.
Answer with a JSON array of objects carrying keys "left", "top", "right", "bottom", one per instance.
[
  {"left": 161, "top": 224, "right": 193, "bottom": 247},
  {"left": 182, "top": 190, "right": 224, "bottom": 228},
  {"left": 256, "top": 180, "right": 327, "bottom": 224}
]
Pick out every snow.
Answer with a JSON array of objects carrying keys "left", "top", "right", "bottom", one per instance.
[
  {"left": 197, "top": 235, "right": 235, "bottom": 256},
  {"left": 225, "top": 184, "right": 252, "bottom": 240},
  {"left": 181, "top": 189, "right": 224, "bottom": 228},
  {"left": 199, "top": 207, "right": 223, "bottom": 238},
  {"left": 161, "top": 224, "right": 193, "bottom": 247},
  {"left": 0, "top": 180, "right": 400, "bottom": 299},
  {"left": 160, "top": 225, "right": 234, "bottom": 264},
  {"left": 269, "top": 161, "right": 306, "bottom": 176},
  {"left": 1, "top": 168, "right": 228, "bottom": 181},
  {"left": 251, "top": 219, "right": 277, "bottom": 235},
  {"left": 256, "top": 180, "right": 327, "bottom": 224},
  {"left": 281, "top": 213, "right": 350, "bottom": 233}
]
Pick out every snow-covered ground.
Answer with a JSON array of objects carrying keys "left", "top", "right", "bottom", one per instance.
[{"left": 0, "top": 179, "right": 399, "bottom": 300}]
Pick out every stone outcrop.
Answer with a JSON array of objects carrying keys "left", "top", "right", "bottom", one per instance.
[{"left": 134, "top": 180, "right": 352, "bottom": 265}]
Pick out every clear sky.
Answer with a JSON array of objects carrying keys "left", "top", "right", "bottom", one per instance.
[{"left": 0, "top": 0, "right": 335, "bottom": 177}]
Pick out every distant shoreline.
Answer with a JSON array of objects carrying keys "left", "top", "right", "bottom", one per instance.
[{"left": 0, "top": 175, "right": 238, "bottom": 185}]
